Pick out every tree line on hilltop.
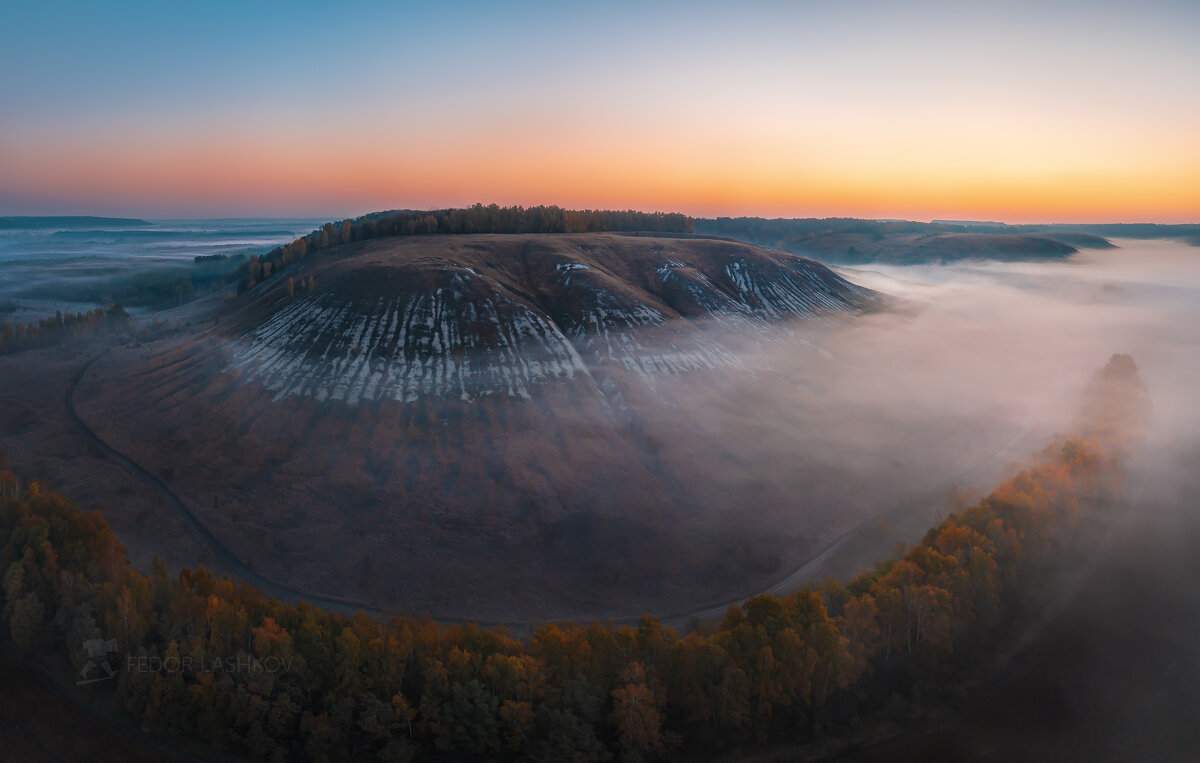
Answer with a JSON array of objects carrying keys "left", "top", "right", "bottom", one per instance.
[{"left": 236, "top": 205, "right": 694, "bottom": 291}]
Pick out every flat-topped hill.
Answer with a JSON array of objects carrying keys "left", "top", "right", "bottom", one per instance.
[
  {"left": 73, "top": 233, "right": 885, "bottom": 621},
  {"left": 220, "top": 233, "right": 878, "bottom": 405}
]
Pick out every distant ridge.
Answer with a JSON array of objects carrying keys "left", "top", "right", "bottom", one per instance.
[
  {"left": 931, "top": 219, "right": 1008, "bottom": 228},
  {"left": 0, "top": 215, "right": 151, "bottom": 229},
  {"left": 695, "top": 216, "right": 1091, "bottom": 265},
  {"left": 697, "top": 217, "right": 1200, "bottom": 264}
]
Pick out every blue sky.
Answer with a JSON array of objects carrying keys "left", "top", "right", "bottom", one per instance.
[{"left": 2, "top": 0, "right": 1198, "bottom": 220}]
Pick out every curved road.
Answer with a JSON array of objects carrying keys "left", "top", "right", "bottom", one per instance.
[
  {"left": 655, "top": 419, "right": 1034, "bottom": 628},
  {"left": 68, "top": 352, "right": 1032, "bottom": 631},
  {"left": 67, "top": 355, "right": 397, "bottom": 621}
]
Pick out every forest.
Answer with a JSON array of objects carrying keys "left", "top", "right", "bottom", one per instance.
[
  {"left": 0, "top": 356, "right": 1146, "bottom": 761},
  {"left": 0, "top": 303, "right": 130, "bottom": 356},
  {"left": 30, "top": 253, "right": 247, "bottom": 311}
]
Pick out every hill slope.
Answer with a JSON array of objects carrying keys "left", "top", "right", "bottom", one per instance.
[
  {"left": 223, "top": 234, "right": 875, "bottom": 405},
  {"left": 75, "top": 233, "right": 883, "bottom": 621}
]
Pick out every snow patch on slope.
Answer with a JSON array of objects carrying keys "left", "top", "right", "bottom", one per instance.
[
  {"left": 230, "top": 286, "right": 590, "bottom": 403},
  {"left": 226, "top": 249, "right": 874, "bottom": 405}
]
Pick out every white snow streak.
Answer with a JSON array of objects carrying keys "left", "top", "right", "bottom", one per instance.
[{"left": 227, "top": 255, "right": 869, "bottom": 405}]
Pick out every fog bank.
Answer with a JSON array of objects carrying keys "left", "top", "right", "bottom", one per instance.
[{"left": 644, "top": 239, "right": 1200, "bottom": 585}]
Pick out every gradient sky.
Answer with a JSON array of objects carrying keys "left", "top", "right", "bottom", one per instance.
[{"left": 2, "top": 0, "right": 1198, "bottom": 222}]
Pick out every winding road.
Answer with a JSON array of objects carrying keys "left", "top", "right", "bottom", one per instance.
[
  {"left": 67, "top": 354, "right": 397, "bottom": 621},
  {"left": 67, "top": 352, "right": 1032, "bottom": 632}
]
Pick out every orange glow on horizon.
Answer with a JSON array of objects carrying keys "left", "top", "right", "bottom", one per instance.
[
  {"left": 4, "top": 3, "right": 1198, "bottom": 223},
  {"left": 4, "top": 114, "right": 1198, "bottom": 223}
]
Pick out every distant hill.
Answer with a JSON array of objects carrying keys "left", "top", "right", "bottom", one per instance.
[
  {"left": 1028, "top": 230, "right": 1118, "bottom": 250},
  {"left": 931, "top": 219, "right": 1008, "bottom": 228},
  {"left": 698, "top": 217, "right": 1200, "bottom": 265},
  {"left": 1028, "top": 223, "right": 1200, "bottom": 247},
  {"left": 0, "top": 215, "right": 151, "bottom": 229},
  {"left": 695, "top": 217, "right": 1090, "bottom": 265},
  {"left": 938, "top": 220, "right": 1200, "bottom": 248}
]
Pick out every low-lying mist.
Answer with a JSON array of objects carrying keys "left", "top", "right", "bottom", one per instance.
[
  {"left": 635, "top": 238, "right": 1200, "bottom": 586},
  {"left": 837, "top": 238, "right": 1200, "bottom": 446}
]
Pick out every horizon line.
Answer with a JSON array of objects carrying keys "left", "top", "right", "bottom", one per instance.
[{"left": 2, "top": 210, "right": 1196, "bottom": 227}]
